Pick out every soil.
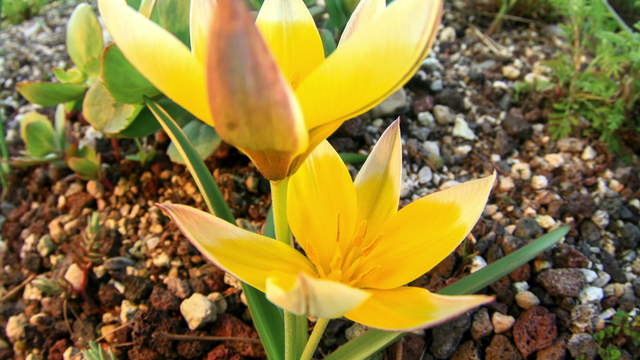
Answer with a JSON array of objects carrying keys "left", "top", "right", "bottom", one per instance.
[{"left": 1, "top": 1, "right": 639, "bottom": 360}]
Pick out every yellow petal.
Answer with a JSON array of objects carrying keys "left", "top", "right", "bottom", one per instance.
[
  {"left": 256, "top": 0, "right": 325, "bottom": 87},
  {"left": 296, "top": 0, "right": 443, "bottom": 130},
  {"left": 158, "top": 203, "right": 315, "bottom": 292},
  {"left": 266, "top": 272, "right": 370, "bottom": 318},
  {"left": 339, "top": 0, "right": 386, "bottom": 45},
  {"left": 287, "top": 141, "right": 357, "bottom": 275},
  {"left": 207, "top": 0, "right": 308, "bottom": 180},
  {"left": 354, "top": 119, "right": 402, "bottom": 239},
  {"left": 98, "top": 0, "right": 210, "bottom": 124},
  {"left": 357, "top": 173, "right": 496, "bottom": 289},
  {"left": 346, "top": 287, "right": 493, "bottom": 331},
  {"left": 190, "top": 0, "right": 216, "bottom": 65}
]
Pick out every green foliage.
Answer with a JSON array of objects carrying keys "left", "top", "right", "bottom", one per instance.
[
  {"left": 592, "top": 311, "right": 640, "bottom": 360},
  {"left": 101, "top": 44, "right": 159, "bottom": 104},
  {"left": 66, "top": 3, "right": 103, "bottom": 76},
  {"left": 82, "top": 341, "right": 115, "bottom": 360},
  {"left": 16, "top": 105, "right": 101, "bottom": 180},
  {"left": 537, "top": 0, "right": 640, "bottom": 152},
  {"left": 0, "top": 0, "right": 51, "bottom": 24},
  {"left": 167, "top": 120, "right": 220, "bottom": 165}
]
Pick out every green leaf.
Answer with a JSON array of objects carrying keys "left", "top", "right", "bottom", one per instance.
[
  {"left": 324, "top": 226, "right": 570, "bottom": 360},
  {"left": 19, "top": 112, "right": 57, "bottom": 158},
  {"left": 167, "top": 120, "right": 220, "bottom": 165},
  {"left": 319, "top": 28, "right": 337, "bottom": 57},
  {"left": 53, "top": 67, "right": 86, "bottom": 84},
  {"left": 146, "top": 99, "right": 284, "bottom": 360},
  {"left": 67, "top": 145, "right": 101, "bottom": 180},
  {"left": 101, "top": 44, "right": 160, "bottom": 104},
  {"left": 17, "top": 82, "right": 86, "bottom": 107},
  {"left": 339, "top": 152, "right": 367, "bottom": 164},
  {"left": 325, "top": 0, "right": 348, "bottom": 34},
  {"left": 67, "top": 3, "right": 104, "bottom": 76},
  {"left": 138, "top": 0, "right": 157, "bottom": 17},
  {"left": 83, "top": 82, "right": 143, "bottom": 136},
  {"left": 150, "top": 0, "right": 190, "bottom": 46}
]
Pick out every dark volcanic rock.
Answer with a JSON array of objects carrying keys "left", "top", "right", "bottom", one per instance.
[
  {"left": 537, "top": 269, "right": 586, "bottom": 297},
  {"left": 430, "top": 312, "right": 471, "bottom": 359}
]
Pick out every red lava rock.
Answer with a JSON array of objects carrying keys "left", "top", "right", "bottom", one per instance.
[
  {"left": 490, "top": 276, "right": 514, "bottom": 304},
  {"left": 401, "top": 333, "right": 425, "bottom": 359},
  {"left": 486, "top": 334, "right": 523, "bottom": 360},
  {"left": 47, "top": 338, "right": 68, "bottom": 360},
  {"left": 211, "top": 314, "right": 265, "bottom": 358},
  {"left": 536, "top": 338, "right": 566, "bottom": 360},
  {"left": 149, "top": 286, "right": 179, "bottom": 311},
  {"left": 509, "top": 263, "right": 531, "bottom": 282},
  {"left": 553, "top": 245, "right": 589, "bottom": 268},
  {"left": 128, "top": 347, "right": 160, "bottom": 360},
  {"left": 452, "top": 340, "right": 481, "bottom": 360},
  {"left": 98, "top": 283, "right": 124, "bottom": 308},
  {"left": 177, "top": 340, "right": 206, "bottom": 359},
  {"left": 65, "top": 192, "right": 95, "bottom": 216},
  {"left": 206, "top": 345, "right": 241, "bottom": 360},
  {"left": 513, "top": 306, "right": 557, "bottom": 357}
]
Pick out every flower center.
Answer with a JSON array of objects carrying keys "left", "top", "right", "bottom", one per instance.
[{"left": 320, "top": 220, "right": 380, "bottom": 286}]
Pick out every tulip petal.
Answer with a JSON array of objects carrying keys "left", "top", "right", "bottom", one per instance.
[
  {"left": 98, "top": 0, "right": 210, "bottom": 123},
  {"left": 296, "top": 0, "right": 443, "bottom": 131},
  {"left": 190, "top": 0, "right": 216, "bottom": 65},
  {"left": 339, "top": 0, "right": 386, "bottom": 45},
  {"left": 266, "top": 272, "right": 370, "bottom": 318},
  {"left": 287, "top": 141, "right": 357, "bottom": 275},
  {"left": 354, "top": 119, "right": 402, "bottom": 239},
  {"left": 208, "top": 0, "right": 308, "bottom": 180},
  {"left": 346, "top": 287, "right": 493, "bottom": 331},
  {"left": 158, "top": 203, "right": 315, "bottom": 292},
  {"left": 256, "top": 0, "right": 325, "bottom": 87},
  {"left": 356, "top": 173, "right": 496, "bottom": 289}
]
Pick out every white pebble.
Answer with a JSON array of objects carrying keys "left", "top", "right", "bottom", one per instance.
[
  {"left": 515, "top": 291, "right": 540, "bottom": 309},
  {"left": 579, "top": 286, "right": 604, "bottom": 304},
  {"left": 531, "top": 175, "right": 548, "bottom": 190},
  {"left": 180, "top": 293, "right": 217, "bottom": 330},
  {"left": 579, "top": 269, "right": 598, "bottom": 283},
  {"left": 492, "top": 312, "right": 515, "bottom": 333}
]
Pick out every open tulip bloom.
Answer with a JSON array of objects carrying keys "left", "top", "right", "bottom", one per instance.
[
  {"left": 98, "top": 0, "right": 443, "bottom": 179},
  {"left": 160, "top": 121, "right": 496, "bottom": 332}
]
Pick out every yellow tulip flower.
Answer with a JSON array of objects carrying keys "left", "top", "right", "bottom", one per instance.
[
  {"left": 98, "top": 0, "right": 443, "bottom": 179},
  {"left": 159, "top": 121, "right": 496, "bottom": 330}
]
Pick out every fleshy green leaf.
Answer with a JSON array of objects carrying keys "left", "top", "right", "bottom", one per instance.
[
  {"left": 150, "top": 0, "right": 190, "bottom": 46},
  {"left": 19, "top": 112, "right": 57, "bottom": 158},
  {"left": 17, "top": 82, "right": 86, "bottom": 107},
  {"left": 82, "top": 82, "right": 143, "bottom": 136},
  {"left": 67, "top": 3, "right": 104, "bottom": 76},
  {"left": 53, "top": 67, "right": 86, "bottom": 84},
  {"left": 67, "top": 145, "right": 101, "bottom": 180},
  {"left": 146, "top": 99, "right": 284, "bottom": 360},
  {"left": 101, "top": 44, "right": 160, "bottom": 104},
  {"left": 324, "top": 226, "right": 570, "bottom": 360},
  {"left": 167, "top": 120, "right": 220, "bottom": 165}
]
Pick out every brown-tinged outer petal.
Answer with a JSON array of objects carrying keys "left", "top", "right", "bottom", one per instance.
[{"left": 207, "top": 0, "right": 308, "bottom": 180}]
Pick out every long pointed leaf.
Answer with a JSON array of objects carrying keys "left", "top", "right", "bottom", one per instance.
[
  {"left": 146, "top": 99, "right": 284, "bottom": 360},
  {"left": 324, "top": 226, "right": 570, "bottom": 360}
]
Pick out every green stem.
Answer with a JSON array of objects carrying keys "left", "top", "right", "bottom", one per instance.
[
  {"left": 270, "top": 178, "right": 298, "bottom": 360},
  {"left": 300, "top": 319, "right": 330, "bottom": 360},
  {"left": 270, "top": 178, "right": 291, "bottom": 245}
]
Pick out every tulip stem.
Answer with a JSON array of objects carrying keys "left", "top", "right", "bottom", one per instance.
[
  {"left": 300, "top": 318, "right": 330, "bottom": 360},
  {"left": 270, "top": 178, "right": 298, "bottom": 360},
  {"left": 270, "top": 178, "right": 291, "bottom": 245}
]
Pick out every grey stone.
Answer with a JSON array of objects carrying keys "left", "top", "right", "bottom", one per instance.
[
  {"left": 515, "top": 217, "right": 544, "bottom": 240},
  {"left": 567, "top": 333, "right": 598, "bottom": 360},
  {"left": 471, "top": 308, "right": 493, "bottom": 340},
  {"left": 620, "top": 223, "right": 640, "bottom": 249},
  {"left": 430, "top": 312, "right": 471, "bottom": 359},
  {"left": 452, "top": 117, "right": 476, "bottom": 140},
  {"left": 433, "top": 105, "right": 455, "bottom": 125},
  {"left": 372, "top": 88, "right": 407, "bottom": 117}
]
